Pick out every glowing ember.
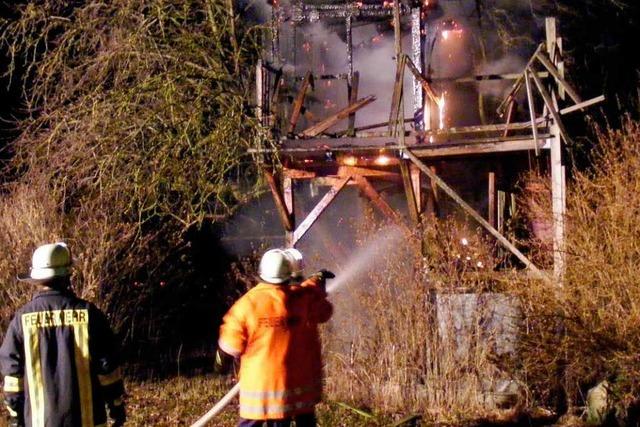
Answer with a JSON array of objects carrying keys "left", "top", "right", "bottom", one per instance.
[
  {"left": 441, "top": 19, "right": 463, "bottom": 41},
  {"left": 324, "top": 99, "right": 336, "bottom": 110},
  {"left": 374, "top": 154, "right": 392, "bottom": 166},
  {"left": 461, "top": 237, "right": 469, "bottom": 246},
  {"left": 302, "top": 41, "right": 311, "bottom": 53},
  {"left": 341, "top": 155, "right": 357, "bottom": 166}
]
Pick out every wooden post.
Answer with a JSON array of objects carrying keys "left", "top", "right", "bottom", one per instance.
[
  {"left": 347, "top": 71, "right": 359, "bottom": 137},
  {"left": 529, "top": 67, "right": 572, "bottom": 145},
  {"left": 283, "top": 176, "right": 295, "bottom": 247},
  {"left": 545, "top": 17, "right": 565, "bottom": 101},
  {"left": 404, "top": 149, "right": 550, "bottom": 282},
  {"left": 524, "top": 69, "right": 540, "bottom": 156},
  {"left": 400, "top": 160, "right": 420, "bottom": 224},
  {"left": 488, "top": 172, "right": 496, "bottom": 228},
  {"left": 425, "top": 165, "right": 438, "bottom": 217}
]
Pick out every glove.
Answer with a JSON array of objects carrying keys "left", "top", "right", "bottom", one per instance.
[
  {"left": 316, "top": 269, "right": 335, "bottom": 280},
  {"left": 108, "top": 401, "right": 126, "bottom": 427},
  {"left": 312, "top": 269, "right": 335, "bottom": 290}
]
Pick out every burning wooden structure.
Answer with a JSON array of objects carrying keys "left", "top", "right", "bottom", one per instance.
[{"left": 250, "top": 0, "right": 604, "bottom": 283}]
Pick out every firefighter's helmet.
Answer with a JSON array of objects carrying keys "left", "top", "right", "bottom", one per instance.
[
  {"left": 284, "top": 248, "right": 304, "bottom": 279},
  {"left": 18, "top": 242, "right": 72, "bottom": 282},
  {"left": 259, "top": 249, "right": 292, "bottom": 284}
]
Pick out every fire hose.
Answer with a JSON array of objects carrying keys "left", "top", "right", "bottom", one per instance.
[{"left": 191, "top": 382, "right": 241, "bottom": 427}]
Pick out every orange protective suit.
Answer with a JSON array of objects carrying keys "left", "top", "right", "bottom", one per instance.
[{"left": 218, "top": 277, "right": 333, "bottom": 420}]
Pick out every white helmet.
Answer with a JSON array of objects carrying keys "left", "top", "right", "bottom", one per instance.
[
  {"left": 18, "top": 242, "right": 72, "bottom": 282},
  {"left": 283, "top": 248, "right": 304, "bottom": 279},
  {"left": 258, "top": 249, "right": 292, "bottom": 284}
]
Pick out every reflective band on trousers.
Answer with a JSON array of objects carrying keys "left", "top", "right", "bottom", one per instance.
[
  {"left": 3, "top": 375, "right": 24, "bottom": 393},
  {"left": 98, "top": 367, "right": 122, "bottom": 386},
  {"left": 239, "top": 400, "right": 317, "bottom": 418},
  {"left": 240, "top": 384, "right": 320, "bottom": 400}
]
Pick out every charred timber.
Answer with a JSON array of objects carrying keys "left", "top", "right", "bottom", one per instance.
[{"left": 287, "top": 3, "right": 410, "bottom": 23}]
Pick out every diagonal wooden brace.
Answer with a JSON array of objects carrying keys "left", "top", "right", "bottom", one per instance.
[
  {"left": 288, "top": 71, "right": 313, "bottom": 134},
  {"left": 264, "top": 169, "right": 294, "bottom": 232},
  {"left": 535, "top": 51, "right": 582, "bottom": 105},
  {"left": 354, "top": 176, "right": 409, "bottom": 231},
  {"left": 402, "top": 149, "right": 551, "bottom": 283},
  {"left": 528, "top": 66, "right": 572, "bottom": 145},
  {"left": 302, "top": 96, "right": 376, "bottom": 137},
  {"left": 291, "top": 177, "right": 350, "bottom": 246}
]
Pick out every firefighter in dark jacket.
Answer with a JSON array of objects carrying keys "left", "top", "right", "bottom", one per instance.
[{"left": 0, "top": 242, "right": 126, "bottom": 427}]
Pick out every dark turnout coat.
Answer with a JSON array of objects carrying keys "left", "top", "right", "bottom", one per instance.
[{"left": 1, "top": 289, "right": 124, "bottom": 427}]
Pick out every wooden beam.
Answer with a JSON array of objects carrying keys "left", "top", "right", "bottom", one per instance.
[
  {"left": 354, "top": 176, "right": 406, "bottom": 228},
  {"left": 337, "top": 166, "right": 401, "bottom": 179},
  {"left": 292, "top": 177, "right": 350, "bottom": 246},
  {"left": 528, "top": 66, "right": 572, "bottom": 145},
  {"left": 252, "top": 135, "right": 553, "bottom": 156},
  {"left": 535, "top": 51, "right": 581, "bottom": 105},
  {"left": 410, "top": 164, "right": 423, "bottom": 216},
  {"left": 264, "top": 170, "right": 294, "bottom": 232},
  {"left": 302, "top": 96, "right": 376, "bottom": 137},
  {"left": 288, "top": 71, "right": 313, "bottom": 135},
  {"left": 425, "top": 165, "right": 438, "bottom": 217},
  {"left": 283, "top": 168, "right": 316, "bottom": 179},
  {"left": 347, "top": 71, "right": 359, "bottom": 136},
  {"left": 403, "top": 149, "right": 550, "bottom": 282},
  {"left": 524, "top": 69, "right": 540, "bottom": 156},
  {"left": 400, "top": 159, "right": 420, "bottom": 224},
  {"left": 405, "top": 56, "right": 440, "bottom": 104}
]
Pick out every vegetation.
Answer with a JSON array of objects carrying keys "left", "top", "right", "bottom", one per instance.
[{"left": 0, "top": 0, "right": 266, "bottom": 351}]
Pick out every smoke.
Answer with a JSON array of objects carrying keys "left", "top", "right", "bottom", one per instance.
[{"left": 326, "top": 224, "right": 405, "bottom": 294}]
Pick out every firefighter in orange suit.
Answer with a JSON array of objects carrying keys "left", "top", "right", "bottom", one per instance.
[
  {"left": 217, "top": 248, "right": 334, "bottom": 427},
  {"left": 0, "top": 242, "right": 126, "bottom": 427}
]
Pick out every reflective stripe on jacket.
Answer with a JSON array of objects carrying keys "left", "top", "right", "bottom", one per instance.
[
  {"left": 218, "top": 278, "right": 333, "bottom": 420},
  {"left": 0, "top": 289, "right": 125, "bottom": 427}
]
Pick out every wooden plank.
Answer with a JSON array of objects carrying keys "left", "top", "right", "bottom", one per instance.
[
  {"left": 292, "top": 177, "right": 350, "bottom": 245},
  {"left": 302, "top": 96, "right": 376, "bottom": 137},
  {"left": 347, "top": 71, "right": 359, "bottom": 136},
  {"left": 559, "top": 95, "right": 605, "bottom": 115},
  {"left": 354, "top": 176, "right": 407, "bottom": 228},
  {"left": 288, "top": 71, "right": 313, "bottom": 134},
  {"left": 264, "top": 170, "right": 293, "bottom": 232},
  {"left": 488, "top": 172, "right": 496, "bottom": 228},
  {"left": 535, "top": 51, "right": 581, "bottom": 105},
  {"left": 524, "top": 69, "right": 540, "bottom": 156},
  {"left": 400, "top": 159, "right": 420, "bottom": 224},
  {"left": 403, "top": 149, "right": 551, "bottom": 282},
  {"left": 528, "top": 66, "right": 572, "bottom": 145},
  {"left": 407, "top": 137, "right": 552, "bottom": 157}
]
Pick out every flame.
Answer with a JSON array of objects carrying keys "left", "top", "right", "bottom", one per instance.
[{"left": 442, "top": 30, "right": 450, "bottom": 41}]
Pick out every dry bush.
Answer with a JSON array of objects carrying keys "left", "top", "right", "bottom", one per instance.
[
  {"left": 323, "top": 219, "right": 522, "bottom": 423},
  {"left": 504, "top": 120, "right": 640, "bottom": 417}
]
